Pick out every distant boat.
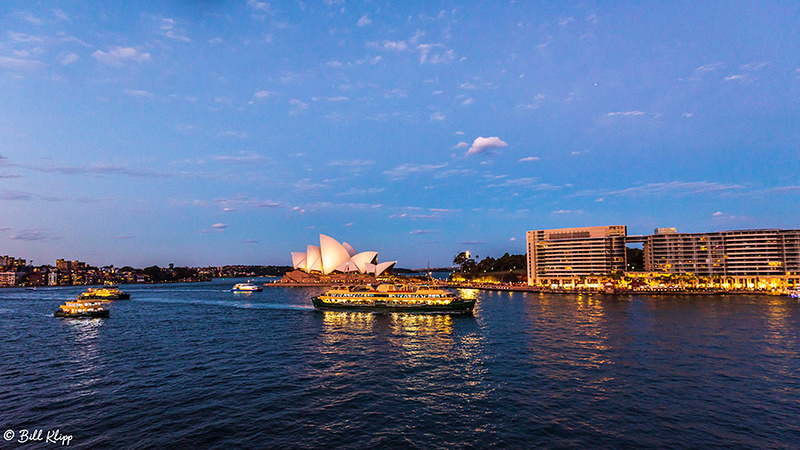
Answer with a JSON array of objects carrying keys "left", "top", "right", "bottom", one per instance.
[
  {"left": 233, "top": 282, "right": 262, "bottom": 292},
  {"left": 788, "top": 288, "right": 800, "bottom": 299},
  {"left": 78, "top": 286, "right": 130, "bottom": 301},
  {"left": 312, "top": 283, "right": 475, "bottom": 314}
]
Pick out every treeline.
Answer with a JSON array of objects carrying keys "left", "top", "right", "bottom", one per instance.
[{"left": 452, "top": 252, "right": 527, "bottom": 283}]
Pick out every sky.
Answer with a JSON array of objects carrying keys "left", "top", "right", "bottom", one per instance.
[{"left": 1, "top": 1, "right": 799, "bottom": 269}]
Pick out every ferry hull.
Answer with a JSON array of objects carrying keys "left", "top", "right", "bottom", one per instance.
[
  {"left": 54, "top": 309, "right": 110, "bottom": 318},
  {"left": 312, "top": 297, "right": 475, "bottom": 314},
  {"left": 79, "top": 293, "right": 130, "bottom": 300}
]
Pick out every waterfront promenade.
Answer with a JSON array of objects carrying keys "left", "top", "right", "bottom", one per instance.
[{"left": 266, "top": 279, "right": 786, "bottom": 296}]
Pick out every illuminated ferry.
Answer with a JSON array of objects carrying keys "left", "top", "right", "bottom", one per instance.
[
  {"left": 312, "top": 284, "right": 475, "bottom": 314},
  {"left": 233, "top": 282, "right": 263, "bottom": 292},
  {"left": 78, "top": 286, "right": 130, "bottom": 301},
  {"left": 54, "top": 299, "right": 110, "bottom": 318}
]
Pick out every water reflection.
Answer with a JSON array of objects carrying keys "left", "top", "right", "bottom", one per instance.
[
  {"left": 315, "top": 307, "right": 491, "bottom": 405},
  {"left": 530, "top": 294, "right": 631, "bottom": 402},
  {"left": 762, "top": 297, "right": 797, "bottom": 382},
  {"left": 63, "top": 318, "right": 105, "bottom": 397}
]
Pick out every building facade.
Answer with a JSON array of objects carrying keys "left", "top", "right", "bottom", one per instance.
[
  {"left": 643, "top": 228, "right": 800, "bottom": 288},
  {"left": 526, "top": 225, "right": 627, "bottom": 286},
  {"left": 526, "top": 225, "right": 800, "bottom": 290}
]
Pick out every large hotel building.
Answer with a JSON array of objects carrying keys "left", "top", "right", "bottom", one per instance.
[{"left": 527, "top": 225, "right": 800, "bottom": 289}]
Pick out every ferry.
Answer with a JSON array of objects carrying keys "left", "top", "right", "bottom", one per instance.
[
  {"left": 54, "top": 299, "right": 110, "bottom": 318},
  {"left": 312, "top": 283, "right": 475, "bottom": 314},
  {"left": 233, "top": 281, "right": 263, "bottom": 292},
  {"left": 78, "top": 286, "right": 130, "bottom": 301}
]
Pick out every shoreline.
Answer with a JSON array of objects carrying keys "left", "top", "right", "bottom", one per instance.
[{"left": 264, "top": 281, "right": 788, "bottom": 296}]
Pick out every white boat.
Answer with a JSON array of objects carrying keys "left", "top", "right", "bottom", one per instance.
[
  {"left": 232, "top": 282, "right": 262, "bottom": 292},
  {"left": 788, "top": 288, "right": 800, "bottom": 299}
]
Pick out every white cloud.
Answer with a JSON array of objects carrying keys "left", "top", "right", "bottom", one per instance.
[
  {"left": 357, "top": 15, "right": 372, "bottom": 27},
  {"left": 218, "top": 130, "right": 248, "bottom": 139},
  {"left": 409, "top": 229, "right": 437, "bottom": 235},
  {"left": 211, "top": 152, "right": 265, "bottom": 164},
  {"left": 466, "top": 136, "right": 508, "bottom": 156},
  {"left": 577, "top": 181, "right": 745, "bottom": 198},
  {"left": 123, "top": 89, "right": 154, "bottom": 98},
  {"left": 0, "top": 55, "right": 44, "bottom": 70},
  {"left": 605, "top": 110, "right": 645, "bottom": 117},
  {"left": 383, "top": 40, "right": 407, "bottom": 51},
  {"left": 452, "top": 142, "right": 469, "bottom": 150},
  {"left": 59, "top": 53, "right": 79, "bottom": 65},
  {"left": 739, "top": 62, "right": 767, "bottom": 71},
  {"left": 461, "top": 98, "right": 474, "bottom": 106},
  {"left": 289, "top": 99, "right": 309, "bottom": 114},
  {"left": 383, "top": 163, "right": 447, "bottom": 181},
  {"left": 53, "top": 9, "right": 70, "bottom": 21},
  {"left": 254, "top": 90, "right": 272, "bottom": 100},
  {"left": 212, "top": 223, "right": 227, "bottom": 229},
  {"left": 247, "top": 0, "right": 270, "bottom": 13},
  {"left": 357, "top": 55, "right": 381, "bottom": 65},
  {"left": 696, "top": 62, "right": 724, "bottom": 73},
  {"left": 8, "top": 32, "right": 44, "bottom": 43},
  {"left": 518, "top": 156, "right": 539, "bottom": 162},
  {"left": 164, "top": 29, "right": 191, "bottom": 42},
  {"left": 25, "top": 14, "right": 42, "bottom": 25},
  {"left": 430, "top": 112, "right": 446, "bottom": 122},
  {"left": 712, "top": 211, "right": 724, "bottom": 217},
  {"left": 160, "top": 18, "right": 175, "bottom": 30},
  {"left": 724, "top": 75, "right": 743, "bottom": 81},
  {"left": 326, "top": 60, "right": 343, "bottom": 68},
  {"left": 93, "top": 47, "right": 151, "bottom": 66}
]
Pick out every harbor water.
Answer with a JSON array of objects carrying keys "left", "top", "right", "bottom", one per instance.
[{"left": 1, "top": 279, "right": 799, "bottom": 448}]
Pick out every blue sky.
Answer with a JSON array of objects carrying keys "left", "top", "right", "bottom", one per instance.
[{"left": 1, "top": 1, "right": 799, "bottom": 268}]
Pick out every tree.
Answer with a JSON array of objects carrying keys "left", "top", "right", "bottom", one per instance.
[
  {"left": 453, "top": 252, "right": 477, "bottom": 274},
  {"left": 626, "top": 247, "right": 644, "bottom": 271}
]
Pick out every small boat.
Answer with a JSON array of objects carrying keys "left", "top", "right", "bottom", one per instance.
[
  {"left": 54, "top": 299, "right": 109, "bottom": 318},
  {"left": 233, "top": 282, "right": 263, "bottom": 292},
  {"left": 788, "top": 288, "right": 800, "bottom": 299},
  {"left": 312, "top": 283, "right": 475, "bottom": 314},
  {"left": 78, "top": 286, "right": 130, "bottom": 301}
]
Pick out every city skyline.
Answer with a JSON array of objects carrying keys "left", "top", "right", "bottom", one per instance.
[{"left": 1, "top": 1, "right": 799, "bottom": 268}]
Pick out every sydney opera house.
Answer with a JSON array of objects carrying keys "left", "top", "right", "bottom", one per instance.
[{"left": 282, "top": 234, "right": 396, "bottom": 284}]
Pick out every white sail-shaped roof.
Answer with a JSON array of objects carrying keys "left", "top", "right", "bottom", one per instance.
[
  {"left": 335, "top": 261, "right": 358, "bottom": 273},
  {"left": 306, "top": 245, "right": 322, "bottom": 273},
  {"left": 290, "top": 235, "right": 396, "bottom": 276},
  {"left": 350, "top": 251, "right": 378, "bottom": 273},
  {"left": 375, "top": 261, "right": 396, "bottom": 276},
  {"left": 342, "top": 242, "right": 358, "bottom": 257},
  {"left": 319, "top": 234, "right": 351, "bottom": 275},
  {"left": 291, "top": 252, "right": 307, "bottom": 270}
]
